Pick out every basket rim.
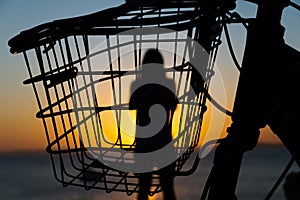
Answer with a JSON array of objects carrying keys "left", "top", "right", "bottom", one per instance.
[{"left": 8, "top": 0, "right": 204, "bottom": 54}]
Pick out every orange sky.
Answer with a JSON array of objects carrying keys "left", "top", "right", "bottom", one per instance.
[
  {"left": 0, "top": 43, "right": 283, "bottom": 153},
  {"left": 0, "top": 82, "right": 282, "bottom": 153}
]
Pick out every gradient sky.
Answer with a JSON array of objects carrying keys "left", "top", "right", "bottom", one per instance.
[{"left": 1, "top": 0, "right": 299, "bottom": 152}]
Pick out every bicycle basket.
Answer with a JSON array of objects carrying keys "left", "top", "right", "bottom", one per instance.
[{"left": 8, "top": 0, "right": 222, "bottom": 195}]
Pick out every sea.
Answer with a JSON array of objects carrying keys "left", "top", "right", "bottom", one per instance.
[{"left": 0, "top": 145, "right": 298, "bottom": 200}]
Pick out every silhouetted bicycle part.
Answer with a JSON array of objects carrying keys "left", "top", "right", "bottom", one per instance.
[{"left": 200, "top": 0, "right": 300, "bottom": 199}]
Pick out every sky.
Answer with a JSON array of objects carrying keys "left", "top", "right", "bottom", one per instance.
[{"left": 0, "top": 0, "right": 300, "bottom": 152}]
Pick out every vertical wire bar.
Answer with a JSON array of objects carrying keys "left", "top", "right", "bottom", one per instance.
[
  {"left": 64, "top": 37, "right": 80, "bottom": 145},
  {"left": 83, "top": 34, "right": 107, "bottom": 189},
  {"left": 85, "top": 34, "right": 112, "bottom": 167},
  {"left": 81, "top": 34, "right": 93, "bottom": 189},
  {"left": 59, "top": 36, "right": 82, "bottom": 163},
  {"left": 184, "top": 13, "right": 206, "bottom": 152},
  {"left": 186, "top": 38, "right": 200, "bottom": 151},
  {"left": 180, "top": 53, "right": 195, "bottom": 147},
  {"left": 80, "top": 35, "right": 96, "bottom": 150},
  {"left": 175, "top": 7, "right": 184, "bottom": 99},
  {"left": 74, "top": 36, "right": 103, "bottom": 160},
  {"left": 56, "top": 39, "right": 82, "bottom": 182},
  {"left": 60, "top": 38, "right": 93, "bottom": 175},
  {"left": 133, "top": 35, "right": 139, "bottom": 81},
  {"left": 172, "top": 8, "right": 184, "bottom": 153},
  {"left": 171, "top": 9, "right": 181, "bottom": 157},
  {"left": 66, "top": 37, "right": 100, "bottom": 154},
  {"left": 35, "top": 46, "right": 66, "bottom": 184},
  {"left": 192, "top": 8, "right": 207, "bottom": 149},
  {"left": 23, "top": 51, "right": 61, "bottom": 182},
  {"left": 73, "top": 36, "right": 99, "bottom": 164},
  {"left": 61, "top": 38, "right": 82, "bottom": 170},
  {"left": 116, "top": 23, "right": 124, "bottom": 149},
  {"left": 115, "top": 21, "right": 128, "bottom": 192},
  {"left": 106, "top": 35, "right": 122, "bottom": 149},
  {"left": 132, "top": 34, "right": 139, "bottom": 149},
  {"left": 138, "top": 5, "right": 143, "bottom": 68},
  {"left": 175, "top": 18, "right": 186, "bottom": 167},
  {"left": 44, "top": 43, "right": 72, "bottom": 164},
  {"left": 177, "top": 16, "right": 194, "bottom": 156},
  {"left": 71, "top": 43, "right": 89, "bottom": 171},
  {"left": 156, "top": 8, "right": 162, "bottom": 49}
]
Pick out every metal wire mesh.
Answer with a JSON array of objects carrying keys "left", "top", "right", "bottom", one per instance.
[{"left": 9, "top": 1, "right": 223, "bottom": 195}]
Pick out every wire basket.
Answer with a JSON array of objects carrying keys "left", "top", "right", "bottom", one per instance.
[{"left": 8, "top": 1, "right": 223, "bottom": 195}]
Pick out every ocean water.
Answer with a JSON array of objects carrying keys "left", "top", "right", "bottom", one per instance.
[{"left": 0, "top": 145, "right": 298, "bottom": 200}]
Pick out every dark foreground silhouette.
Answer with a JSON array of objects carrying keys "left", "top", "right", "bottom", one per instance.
[{"left": 206, "top": 0, "right": 300, "bottom": 199}]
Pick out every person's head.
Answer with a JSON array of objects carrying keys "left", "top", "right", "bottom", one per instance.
[
  {"left": 142, "top": 48, "right": 164, "bottom": 65},
  {"left": 140, "top": 49, "right": 165, "bottom": 80}
]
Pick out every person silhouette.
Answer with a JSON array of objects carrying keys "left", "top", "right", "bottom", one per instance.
[{"left": 129, "top": 49, "right": 178, "bottom": 200}]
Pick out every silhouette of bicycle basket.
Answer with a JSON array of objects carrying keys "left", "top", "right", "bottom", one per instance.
[{"left": 9, "top": 1, "right": 222, "bottom": 195}]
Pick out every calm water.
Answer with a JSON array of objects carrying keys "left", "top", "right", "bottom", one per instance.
[{"left": 0, "top": 145, "right": 298, "bottom": 200}]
